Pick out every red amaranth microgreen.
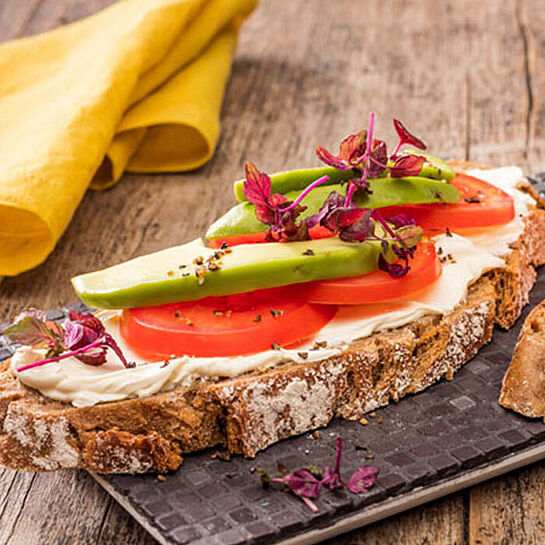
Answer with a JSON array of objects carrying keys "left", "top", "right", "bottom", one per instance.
[
  {"left": 242, "top": 162, "right": 330, "bottom": 242},
  {"left": 252, "top": 436, "right": 378, "bottom": 512},
  {"left": 391, "top": 118, "right": 427, "bottom": 159},
  {"left": 244, "top": 113, "right": 428, "bottom": 276},
  {"left": 2, "top": 309, "right": 132, "bottom": 372}
]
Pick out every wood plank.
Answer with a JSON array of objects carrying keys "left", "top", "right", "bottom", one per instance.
[
  {"left": 467, "top": 2, "right": 545, "bottom": 543},
  {"left": 0, "top": 0, "right": 542, "bottom": 543},
  {"left": 469, "top": 462, "right": 545, "bottom": 545}
]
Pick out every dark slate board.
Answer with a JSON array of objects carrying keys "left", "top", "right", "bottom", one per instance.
[{"left": 2, "top": 174, "right": 545, "bottom": 545}]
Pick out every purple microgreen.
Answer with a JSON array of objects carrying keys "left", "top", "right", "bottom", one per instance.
[
  {"left": 384, "top": 213, "right": 416, "bottom": 229},
  {"left": 346, "top": 466, "right": 379, "bottom": 494},
  {"left": 7, "top": 309, "right": 131, "bottom": 372},
  {"left": 396, "top": 224, "right": 423, "bottom": 248},
  {"left": 243, "top": 162, "right": 272, "bottom": 206},
  {"left": 253, "top": 435, "right": 378, "bottom": 512},
  {"left": 391, "top": 119, "right": 427, "bottom": 159},
  {"left": 338, "top": 211, "right": 373, "bottom": 242},
  {"left": 316, "top": 131, "right": 367, "bottom": 171},
  {"left": 282, "top": 175, "right": 330, "bottom": 213},
  {"left": 271, "top": 469, "right": 322, "bottom": 499},
  {"left": 389, "top": 154, "right": 426, "bottom": 178},
  {"left": 2, "top": 309, "right": 65, "bottom": 358}
]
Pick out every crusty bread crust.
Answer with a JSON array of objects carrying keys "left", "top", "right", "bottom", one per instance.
[
  {"left": 2, "top": 169, "right": 545, "bottom": 473},
  {"left": 500, "top": 301, "right": 545, "bottom": 419}
]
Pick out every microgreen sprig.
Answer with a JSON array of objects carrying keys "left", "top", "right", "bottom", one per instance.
[
  {"left": 2, "top": 309, "right": 132, "bottom": 372},
  {"left": 242, "top": 113, "right": 428, "bottom": 276},
  {"left": 252, "top": 436, "right": 378, "bottom": 512}
]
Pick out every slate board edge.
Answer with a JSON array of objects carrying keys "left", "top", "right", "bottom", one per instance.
[{"left": 92, "top": 442, "right": 545, "bottom": 545}]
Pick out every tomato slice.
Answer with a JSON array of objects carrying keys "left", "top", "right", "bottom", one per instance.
[
  {"left": 207, "top": 226, "right": 333, "bottom": 248},
  {"left": 120, "top": 286, "right": 337, "bottom": 358},
  {"left": 305, "top": 242, "right": 440, "bottom": 305},
  {"left": 379, "top": 174, "right": 514, "bottom": 232}
]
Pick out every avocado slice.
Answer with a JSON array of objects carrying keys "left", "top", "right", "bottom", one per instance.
[
  {"left": 408, "top": 151, "right": 455, "bottom": 182},
  {"left": 72, "top": 237, "right": 386, "bottom": 309},
  {"left": 233, "top": 167, "right": 356, "bottom": 202},
  {"left": 233, "top": 155, "right": 454, "bottom": 202},
  {"left": 207, "top": 177, "right": 459, "bottom": 240}
]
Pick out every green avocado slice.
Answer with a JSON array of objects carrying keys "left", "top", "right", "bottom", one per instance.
[
  {"left": 233, "top": 154, "right": 455, "bottom": 202},
  {"left": 72, "top": 237, "right": 387, "bottom": 309},
  {"left": 207, "top": 177, "right": 459, "bottom": 240}
]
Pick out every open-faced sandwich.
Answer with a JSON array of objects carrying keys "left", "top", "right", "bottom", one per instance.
[{"left": 2, "top": 113, "right": 545, "bottom": 473}]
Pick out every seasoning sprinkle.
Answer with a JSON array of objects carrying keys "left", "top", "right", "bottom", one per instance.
[
  {"left": 186, "top": 319, "right": 194, "bottom": 326},
  {"left": 178, "top": 264, "right": 187, "bottom": 269},
  {"left": 174, "top": 311, "right": 180, "bottom": 318},
  {"left": 253, "top": 314, "right": 262, "bottom": 322},
  {"left": 271, "top": 343, "right": 281, "bottom": 350},
  {"left": 225, "top": 310, "right": 232, "bottom": 317},
  {"left": 297, "top": 351, "right": 309, "bottom": 360},
  {"left": 311, "top": 340, "right": 328, "bottom": 350},
  {"left": 445, "top": 226, "right": 453, "bottom": 237},
  {"left": 270, "top": 309, "right": 284, "bottom": 318},
  {"left": 167, "top": 270, "right": 174, "bottom": 276},
  {"left": 208, "top": 262, "right": 220, "bottom": 271},
  {"left": 193, "top": 256, "right": 204, "bottom": 265},
  {"left": 213, "top": 310, "right": 223, "bottom": 316},
  {"left": 302, "top": 249, "right": 315, "bottom": 256},
  {"left": 220, "top": 242, "right": 229, "bottom": 250},
  {"left": 464, "top": 195, "right": 481, "bottom": 203}
]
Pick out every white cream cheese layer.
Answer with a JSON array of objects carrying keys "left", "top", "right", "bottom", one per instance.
[{"left": 11, "top": 167, "right": 533, "bottom": 407}]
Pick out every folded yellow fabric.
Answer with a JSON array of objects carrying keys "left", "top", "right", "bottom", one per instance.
[{"left": 0, "top": 0, "right": 256, "bottom": 276}]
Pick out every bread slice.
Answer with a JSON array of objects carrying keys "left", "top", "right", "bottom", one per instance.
[
  {"left": 500, "top": 300, "right": 545, "bottom": 419},
  {"left": 2, "top": 166, "right": 545, "bottom": 474}
]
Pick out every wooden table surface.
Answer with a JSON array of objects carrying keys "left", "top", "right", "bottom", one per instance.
[{"left": 1, "top": 0, "right": 545, "bottom": 543}]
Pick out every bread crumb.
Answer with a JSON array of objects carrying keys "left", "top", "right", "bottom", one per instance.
[{"left": 359, "top": 417, "right": 369, "bottom": 425}]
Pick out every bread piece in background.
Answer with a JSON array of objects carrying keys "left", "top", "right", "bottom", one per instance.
[{"left": 500, "top": 301, "right": 545, "bottom": 419}]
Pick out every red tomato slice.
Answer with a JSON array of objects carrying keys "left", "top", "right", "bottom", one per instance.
[
  {"left": 379, "top": 174, "right": 514, "bottom": 233},
  {"left": 120, "top": 286, "right": 337, "bottom": 358},
  {"left": 207, "top": 226, "right": 333, "bottom": 248},
  {"left": 305, "top": 242, "right": 441, "bottom": 305}
]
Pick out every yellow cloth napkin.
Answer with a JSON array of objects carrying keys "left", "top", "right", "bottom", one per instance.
[{"left": 0, "top": 0, "right": 256, "bottom": 277}]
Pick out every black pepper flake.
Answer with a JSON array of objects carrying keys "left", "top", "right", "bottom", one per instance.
[
  {"left": 437, "top": 247, "right": 443, "bottom": 255},
  {"left": 270, "top": 309, "right": 284, "bottom": 318},
  {"left": 182, "top": 272, "right": 190, "bottom": 277},
  {"left": 178, "top": 264, "right": 187, "bottom": 269},
  {"left": 271, "top": 342, "right": 281, "bottom": 350},
  {"left": 193, "top": 256, "right": 204, "bottom": 265},
  {"left": 311, "top": 340, "right": 328, "bottom": 350},
  {"left": 208, "top": 262, "right": 220, "bottom": 271},
  {"left": 253, "top": 314, "right": 262, "bottom": 322},
  {"left": 464, "top": 195, "right": 481, "bottom": 203},
  {"left": 297, "top": 351, "right": 308, "bottom": 360},
  {"left": 160, "top": 360, "right": 170, "bottom": 368},
  {"left": 220, "top": 242, "right": 229, "bottom": 250},
  {"left": 174, "top": 311, "right": 181, "bottom": 318},
  {"left": 195, "top": 265, "right": 206, "bottom": 285},
  {"left": 127, "top": 361, "right": 136, "bottom": 369},
  {"left": 302, "top": 249, "right": 315, "bottom": 256},
  {"left": 445, "top": 227, "right": 453, "bottom": 237}
]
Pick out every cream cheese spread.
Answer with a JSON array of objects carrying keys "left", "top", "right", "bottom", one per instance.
[{"left": 11, "top": 167, "right": 534, "bottom": 407}]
